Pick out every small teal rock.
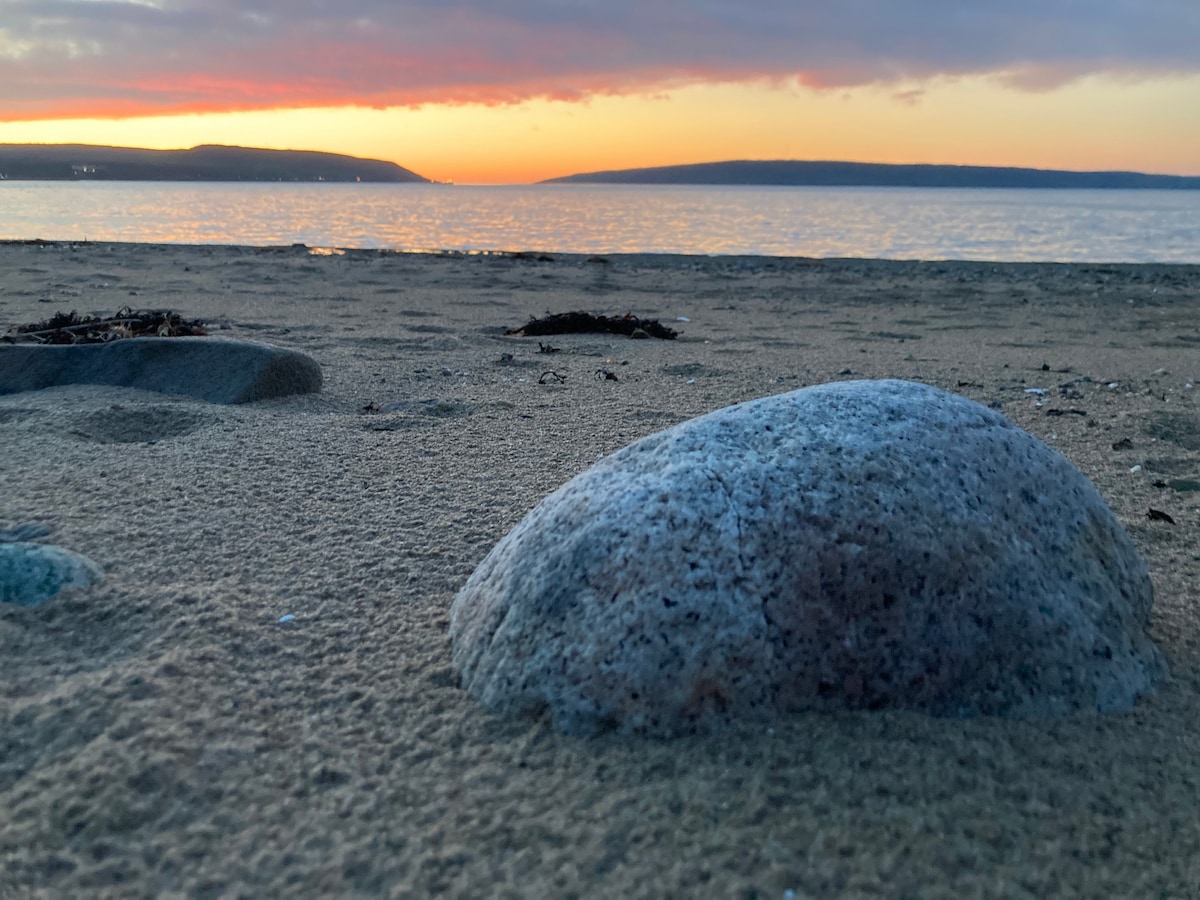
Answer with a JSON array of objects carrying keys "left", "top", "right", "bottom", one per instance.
[{"left": 0, "top": 542, "right": 104, "bottom": 606}]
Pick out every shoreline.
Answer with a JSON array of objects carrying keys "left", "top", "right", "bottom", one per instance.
[
  {"left": 1, "top": 240, "right": 1198, "bottom": 895},
  {"left": 5, "top": 237, "right": 1200, "bottom": 275}
]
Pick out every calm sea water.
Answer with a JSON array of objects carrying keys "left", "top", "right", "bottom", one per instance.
[{"left": 1, "top": 181, "right": 1197, "bottom": 262}]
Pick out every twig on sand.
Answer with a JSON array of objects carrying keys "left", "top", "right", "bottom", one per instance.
[{"left": 3, "top": 307, "right": 207, "bottom": 344}]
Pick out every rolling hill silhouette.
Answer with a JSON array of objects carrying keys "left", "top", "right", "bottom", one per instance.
[
  {"left": 0, "top": 144, "right": 428, "bottom": 183},
  {"left": 543, "top": 160, "right": 1200, "bottom": 189}
]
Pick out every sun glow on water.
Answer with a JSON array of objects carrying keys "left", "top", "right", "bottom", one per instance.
[{"left": 1, "top": 181, "right": 1195, "bottom": 263}]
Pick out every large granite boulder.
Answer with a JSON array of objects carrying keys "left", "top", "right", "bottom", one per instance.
[
  {"left": 0, "top": 337, "right": 321, "bottom": 404},
  {"left": 451, "top": 379, "right": 1166, "bottom": 736},
  {"left": 0, "top": 542, "right": 104, "bottom": 607}
]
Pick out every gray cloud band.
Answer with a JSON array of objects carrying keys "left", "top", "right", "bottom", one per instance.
[{"left": 1, "top": 0, "right": 1196, "bottom": 117}]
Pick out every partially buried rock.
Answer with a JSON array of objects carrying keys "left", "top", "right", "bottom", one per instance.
[
  {"left": 451, "top": 379, "right": 1167, "bottom": 736},
  {"left": 0, "top": 337, "right": 321, "bottom": 404},
  {"left": 0, "top": 542, "right": 104, "bottom": 606}
]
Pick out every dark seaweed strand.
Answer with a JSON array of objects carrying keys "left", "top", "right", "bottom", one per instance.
[{"left": 506, "top": 311, "right": 677, "bottom": 339}]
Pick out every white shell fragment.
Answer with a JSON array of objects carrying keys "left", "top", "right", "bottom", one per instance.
[{"left": 451, "top": 380, "right": 1167, "bottom": 736}]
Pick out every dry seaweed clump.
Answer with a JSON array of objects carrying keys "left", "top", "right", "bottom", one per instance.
[
  {"left": 3, "top": 307, "right": 207, "bottom": 344},
  {"left": 506, "top": 311, "right": 677, "bottom": 340}
]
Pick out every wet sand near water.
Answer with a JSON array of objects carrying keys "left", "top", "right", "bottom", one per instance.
[{"left": 1, "top": 241, "right": 1199, "bottom": 897}]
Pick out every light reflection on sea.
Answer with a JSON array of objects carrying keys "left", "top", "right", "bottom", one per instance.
[{"left": 0, "top": 181, "right": 1197, "bottom": 263}]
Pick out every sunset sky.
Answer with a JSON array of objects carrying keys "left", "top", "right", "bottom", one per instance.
[{"left": 1, "top": 1, "right": 1198, "bottom": 184}]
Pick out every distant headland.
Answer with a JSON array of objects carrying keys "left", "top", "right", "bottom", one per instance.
[
  {"left": 542, "top": 160, "right": 1200, "bottom": 190},
  {"left": 0, "top": 144, "right": 428, "bottom": 183}
]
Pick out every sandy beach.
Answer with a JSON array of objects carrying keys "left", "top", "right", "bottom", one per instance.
[{"left": 1, "top": 240, "right": 1198, "bottom": 897}]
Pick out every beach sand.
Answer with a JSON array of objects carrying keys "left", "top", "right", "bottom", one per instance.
[{"left": 1, "top": 241, "right": 1198, "bottom": 898}]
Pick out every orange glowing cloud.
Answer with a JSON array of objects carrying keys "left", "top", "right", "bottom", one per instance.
[
  {"left": 2, "top": 1, "right": 1198, "bottom": 123},
  {"left": 3, "top": 74, "right": 1198, "bottom": 184}
]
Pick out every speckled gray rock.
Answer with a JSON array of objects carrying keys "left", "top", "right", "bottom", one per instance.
[
  {"left": 0, "top": 542, "right": 104, "bottom": 606},
  {"left": 0, "top": 337, "right": 321, "bottom": 404},
  {"left": 451, "top": 379, "right": 1166, "bottom": 736}
]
